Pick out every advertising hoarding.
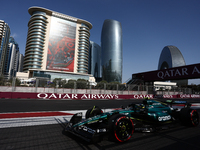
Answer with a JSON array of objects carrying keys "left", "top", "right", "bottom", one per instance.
[
  {"left": 132, "top": 63, "right": 200, "bottom": 81},
  {"left": 46, "top": 16, "right": 76, "bottom": 72},
  {"left": 1, "top": 92, "right": 200, "bottom": 99}
]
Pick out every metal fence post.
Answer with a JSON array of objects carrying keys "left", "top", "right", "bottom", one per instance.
[
  {"left": 12, "top": 77, "right": 16, "bottom": 92},
  {"left": 146, "top": 85, "right": 148, "bottom": 94},
  {"left": 35, "top": 79, "right": 39, "bottom": 92},
  {"left": 104, "top": 83, "right": 106, "bottom": 94},
  {"left": 74, "top": 81, "right": 76, "bottom": 94},
  {"left": 90, "top": 85, "right": 91, "bottom": 94},
  {"left": 128, "top": 85, "right": 130, "bottom": 95}
]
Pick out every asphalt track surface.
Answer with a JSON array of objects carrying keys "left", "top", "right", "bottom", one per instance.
[{"left": 0, "top": 98, "right": 200, "bottom": 150}]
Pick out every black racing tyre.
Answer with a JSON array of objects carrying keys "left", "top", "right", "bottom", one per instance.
[
  {"left": 180, "top": 108, "right": 199, "bottom": 127},
  {"left": 85, "top": 106, "right": 103, "bottom": 119},
  {"left": 108, "top": 114, "right": 134, "bottom": 142}
]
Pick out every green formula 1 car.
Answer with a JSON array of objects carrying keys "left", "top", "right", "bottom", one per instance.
[{"left": 64, "top": 99, "right": 199, "bottom": 143}]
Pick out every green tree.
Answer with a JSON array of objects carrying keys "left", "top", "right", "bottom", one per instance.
[
  {"left": 105, "top": 81, "right": 120, "bottom": 90},
  {"left": 52, "top": 78, "right": 63, "bottom": 88},
  {"left": 63, "top": 79, "right": 76, "bottom": 88},
  {"left": 94, "top": 80, "right": 107, "bottom": 89},
  {"left": 15, "top": 78, "right": 21, "bottom": 86},
  {"left": 76, "top": 79, "right": 88, "bottom": 89},
  {"left": 0, "top": 76, "right": 5, "bottom": 86},
  {"left": 7, "top": 77, "right": 21, "bottom": 86}
]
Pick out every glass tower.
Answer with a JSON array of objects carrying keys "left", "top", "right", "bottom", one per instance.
[
  {"left": 101, "top": 19, "right": 122, "bottom": 83},
  {"left": 4, "top": 37, "right": 19, "bottom": 79},
  {"left": 89, "top": 41, "right": 101, "bottom": 78},
  {"left": 158, "top": 45, "right": 188, "bottom": 85}
]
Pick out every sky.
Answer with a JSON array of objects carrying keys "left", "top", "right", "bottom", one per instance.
[{"left": 1, "top": 0, "right": 200, "bottom": 84}]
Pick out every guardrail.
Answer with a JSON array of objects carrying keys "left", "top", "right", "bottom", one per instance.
[{"left": 0, "top": 77, "right": 196, "bottom": 95}]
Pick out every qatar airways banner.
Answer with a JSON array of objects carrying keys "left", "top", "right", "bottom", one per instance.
[
  {"left": 37, "top": 93, "right": 154, "bottom": 100},
  {"left": 1, "top": 92, "right": 200, "bottom": 99},
  {"left": 133, "top": 63, "right": 200, "bottom": 81}
]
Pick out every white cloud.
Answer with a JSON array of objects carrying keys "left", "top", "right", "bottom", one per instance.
[{"left": 11, "top": 33, "right": 18, "bottom": 38}]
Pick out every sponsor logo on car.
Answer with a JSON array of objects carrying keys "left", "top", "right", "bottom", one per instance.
[
  {"left": 79, "top": 125, "right": 95, "bottom": 134},
  {"left": 158, "top": 115, "right": 171, "bottom": 121},
  {"left": 97, "top": 128, "right": 107, "bottom": 133}
]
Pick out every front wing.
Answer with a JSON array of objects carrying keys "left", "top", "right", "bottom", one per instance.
[{"left": 65, "top": 112, "right": 108, "bottom": 142}]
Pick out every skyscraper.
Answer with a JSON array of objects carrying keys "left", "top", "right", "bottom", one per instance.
[
  {"left": 158, "top": 45, "right": 188, "bottom": 85},
  {"left": 0, "top": 20, "right": 10, "bottom": 76},
  {"left": 101, "top": 19, "right": 123, "bottom": 83},
  {"left": 89, "top": 41, "right": 101, "bottom": 79},
  {"left": 18, "top": 53, "right": 24, "bottom": 72},
  {"left": 22, "top": 6, "right": 94, "bottom": 81},
  {"left": 4, "top": 37, "right": 19, "bottom": 79}
]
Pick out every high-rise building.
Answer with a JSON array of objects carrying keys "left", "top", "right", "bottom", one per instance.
[
  {"left": 101, "top": 19, "right": 123, "bottom": 83},
  {"left": 0, "top": 20, "right": 10, "bottom": 76},
  {"left": 89, "top": 41, "right": 101, "bottom": 79},
  {"left": 18, "top": 54, "right": 24, "bottom": 72},
  {"left": 4, "top": 37, "right": 20, "bottom": 79},
  {"left": 14, "top": 50, "right": 20, "bottom": 75},
  {"left": 158, "top": 45, "right": 188, "bottom": 85},
  {"left": 22, "top": 6, "right": 94, "bottom": 81}
]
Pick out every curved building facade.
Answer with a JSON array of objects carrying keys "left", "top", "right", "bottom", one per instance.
[
  {"left": 23, "top": 6, "right": 94, "bottom": 81},
  {"left": 158, "top": 45, "right": 188, "bottom": 85},
  {"left": 101, "top": 19, "right": 122, "bottom": 83},
  {"left": 23, "top": 10, "right": 47, "bottom": 71},
  {"left": 77, "top": 23, "right": 91, "bottom": 74}
]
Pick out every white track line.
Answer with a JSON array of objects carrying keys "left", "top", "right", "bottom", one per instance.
[{"left": 0, "top": 109, "right": 114, "bottom": 129}]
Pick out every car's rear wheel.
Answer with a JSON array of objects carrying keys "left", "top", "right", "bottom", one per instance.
[
  {"left": 180, "top": 108, "right": 199, "bottom": 127},
  {"left": 108, "top": 114, "right": 134, "bottom": 142},
  {"left": 85, "top": 106, "right": 103, "bottom": 119}
]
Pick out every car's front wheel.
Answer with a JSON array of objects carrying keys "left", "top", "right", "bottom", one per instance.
[{"left": 108, "top": 114, "right": 134, "bottom": 142}]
